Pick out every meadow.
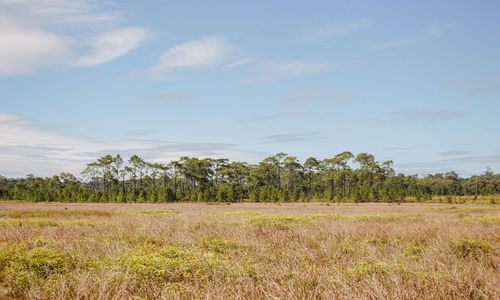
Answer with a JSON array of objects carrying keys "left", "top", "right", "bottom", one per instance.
[{"left": 0, "top": 202, "right": 498, "bottom": 299}]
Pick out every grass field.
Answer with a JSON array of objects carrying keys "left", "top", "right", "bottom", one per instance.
[{"left": 0, "top": 202, "right": 498, "bottom": 299}]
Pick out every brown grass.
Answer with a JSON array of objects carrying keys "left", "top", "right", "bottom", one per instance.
[{"left": 0, "top": 202, "right": 498, "bottom": 299}]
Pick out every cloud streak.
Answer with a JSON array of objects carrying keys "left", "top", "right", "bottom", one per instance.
[
  {"left": 71, "top": 27, "right": 151, "bottom": 67},
  {"left": 437, "top": 151, "right": 470, "bottom": 156},
  {"left": 439, "top": 73, "right": 500, "bottom": 96},
  {"left": 395, "top": 154, "right": 500, "bottom": 176},
  {"left": 0, "top": 0, "right": 120, "bottom": 25},
  {"left": 367, "top": 24, "right": 450, "bottom": 50},
  {"left": 0, "top": 112, "right": 266, "bottom": 177},
  {"left": 140, "top": 36, "right": 235, "bottom": 78},
  {"left": 393, "top": 110, "right": 466, "bottom": 122}
]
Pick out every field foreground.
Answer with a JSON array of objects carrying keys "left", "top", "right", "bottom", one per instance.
[{"left": 0, "top": 202, "right": 499, "bottom": 299}]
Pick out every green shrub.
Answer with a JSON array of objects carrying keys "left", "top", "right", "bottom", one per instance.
[
  {"left": 0, "top": 246, "right": 76, "bottom": 298},
  {"left": 121, "top": 245, "right": 228, "bottom": 285},
  {"left": 347, "top": 262, "right": 389, "bottom": 281},
  {"left": 449, "top": 239, "right": 493, "bottom": 259}
]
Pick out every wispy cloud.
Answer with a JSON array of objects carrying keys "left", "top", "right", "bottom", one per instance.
[
  {"left": 367, "top": 24, "right": 450, "bottom": 50},
  {"left": 261, "top": 131, "right": 323, "bottom": 144},
  {"left": 223, "top": 56, "right": 256, "bottom": 69},
  {"left": 439, "top": 73, "right": 500, "bottom": 88},
  {"left": 143, "top": 92, "right": 195, "bottom": 104},
  {"left": 140, "top": 36, "right": 235, "bottom": 78},
  {"left": 235, "top": 109, "right": 310, "bottom": 124},
  {"left": 252, "top": 60, "right": 327, "bottom": 81},
  {"left": 302, "top": 19, "right": 372, "bottom": 42},
  {"left": 396, "top": 154, "right": 500, "bottom": 176},
  {"left": 442, "top": 154, "right": 500, "bottom": 164},
  {"left": 71, "top": 27, "right": 150, "bottom": 67},
  {"left": 0, "top": 112, "right": 266, "bottom": 177},
  {"left": 0, "top": 15, "right": 71, "bottom": 76},
  {"left": 439, "top": 73, "right": 500, "bottom": 96},
  {"left": 393, "top": 109, "right": 466, "bottom": 122},
  {"left": 0, "top": 1, "right": 149, "bottom": 76},
  {"left": 437, "top": 151, "right": 470, "bottom": 156},
  {"left": 0, "top": 0, "right": 120, "bottom": 25}
]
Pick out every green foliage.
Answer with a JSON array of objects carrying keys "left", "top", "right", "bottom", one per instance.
[
  {"left": 243, "top": 214, "right": 307, "bottom": 229},
  {"left": 199, "top": 236, "right": 244, "bottom": 254},
  {"left": 1, "top": 152, "right": 499, "bottom": 203},
  {"left": 0, "top": 245, "right": 76, "bottom": 298},
  {"left": 347, "top": 262, "right": 389, "bottom": 281},
  {"left": 121, "top": 245, "right": 229, "bottom": 285},
  {"left": 404, "top": 246, "right": 423, "bottom": 259},
  {"left": 448, "top": 239, "right": 493, "bottom": 259}
]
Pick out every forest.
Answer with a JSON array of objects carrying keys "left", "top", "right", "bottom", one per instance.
[{"left": 1, "top": 152, "right": 499, "bottom": 203}]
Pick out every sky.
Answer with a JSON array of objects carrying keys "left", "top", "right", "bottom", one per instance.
[{"left": 0, "top": 0, "right": 499, "bottom": 178}]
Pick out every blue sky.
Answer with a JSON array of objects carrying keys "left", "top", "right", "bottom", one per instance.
[{"left": 0, "top": 0, "right": 499, "bottom": 177}]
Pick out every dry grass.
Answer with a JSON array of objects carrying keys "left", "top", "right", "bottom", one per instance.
[{"left": 0, "top": 202, "right": 498, "bottom": 299}]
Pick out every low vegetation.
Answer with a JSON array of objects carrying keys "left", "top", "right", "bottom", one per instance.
[{"left": 0, "top": 202, "right": 498, "bottom": 299}]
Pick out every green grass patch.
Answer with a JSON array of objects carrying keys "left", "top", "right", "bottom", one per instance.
[
  {"left": 431, "top": 207, "right": 500, "bottom": 213},
  {"left": 448, "top": 239, "right": 493, "bottom": 259},
  {"left": 121, "top": 244, "right": 229, "bottom": 285},
  {"left": 242, "top": 215, "right": 309, "bottom": 229},
  {"left": 0, "top": 218, "right": 112, "bottom": 227},
  {"left": 0, "top": 245, "right": 76, "bottom": 298},
  {"left": 458, "top": 216, "right": 500, "bottom": 223},
  {"left": 346, "top": 261, "right": 390, "bottom": 281},
  {"left": 199, "top": 236, "right": 245, "bottom": 254},
  {"left": 0, "top": 209, "right": 117, "bottom": 218}
]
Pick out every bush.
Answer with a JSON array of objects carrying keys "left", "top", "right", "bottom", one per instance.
[{"left": 449, "top": 239, "right": 493, "bottom": 259}]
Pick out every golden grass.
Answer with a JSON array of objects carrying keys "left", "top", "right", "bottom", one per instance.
[{"left": 0, "top": 202, "right": 498, "bottom": 299}]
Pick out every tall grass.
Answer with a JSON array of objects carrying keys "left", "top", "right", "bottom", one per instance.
[{"left": 0, "top": 202, "right": 498, "bottom": 299}]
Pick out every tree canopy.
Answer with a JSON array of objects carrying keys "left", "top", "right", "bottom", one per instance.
[{"left": 1, "top": 152, "right": 499, "bottom": 203}]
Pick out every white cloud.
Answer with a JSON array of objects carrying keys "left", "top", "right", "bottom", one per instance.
[
  {"left": 141, "top": 36, "right": 235, "bottom": 77},
  {"left": 0, "top": 0, "right": 120, "bottom": 25},
  {"left": 71, "top": 27, "right": 150, "bottom": 67},
  {"left": 0, "top": 112, "right": 265, "bottom": 177},
  {"left": 223, "top": 56, "right": 255, "bottom": 69},
  {"left": 0, "top": 1, "right": 148, "bottom": 76},
  {"left": 252, "top": 60, "right": 327, "bottom": 81},
  {"left": 0, "top": 15, "right": 71, "bottom": 76},
  {"left": 302, "top": 19, "right": 372, "bottom": 42}
]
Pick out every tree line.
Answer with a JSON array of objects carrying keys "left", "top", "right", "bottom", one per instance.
[{"left": 0, "top": 152, "right": 499, "bottom": 203}]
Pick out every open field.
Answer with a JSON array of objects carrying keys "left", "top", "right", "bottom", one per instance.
[{"left": 0, "top": 202, "right": 498, "bottom": 299}]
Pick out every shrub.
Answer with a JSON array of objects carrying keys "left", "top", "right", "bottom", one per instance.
[{"left": 449, "top": 239, "right": 493, "bottom": 259}]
